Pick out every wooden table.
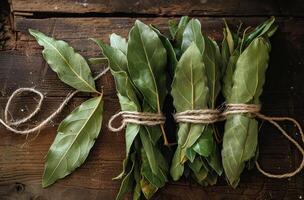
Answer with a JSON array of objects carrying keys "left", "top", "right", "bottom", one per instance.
[{"left": 0, "top": 0, "right": 303, "bottom": 199}]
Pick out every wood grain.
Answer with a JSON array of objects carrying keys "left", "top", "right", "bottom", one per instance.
[
  {"left": 9, "top": 0, "right": 279, "bottom": 16},
  {"left": 0, "top": 15, "right": 303, "bottom": 200}
]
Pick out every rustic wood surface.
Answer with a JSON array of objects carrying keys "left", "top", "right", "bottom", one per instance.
[{"left": 0, "top": 0, "right": 303, "bottom": 199}]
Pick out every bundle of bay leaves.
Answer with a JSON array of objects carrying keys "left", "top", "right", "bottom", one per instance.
[
  {"left": 92, "top": 20, "right": 169, "bottom": 199},
  {"left": 168, "top": 17, "right": 223, "bottom": 185},
  {"left": 221, "top": 17, "right": 278, "bottom": 187}
]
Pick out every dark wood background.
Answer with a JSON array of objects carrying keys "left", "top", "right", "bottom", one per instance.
[{"left": 0, "top": 0, "right": 303, "bottom": 199}]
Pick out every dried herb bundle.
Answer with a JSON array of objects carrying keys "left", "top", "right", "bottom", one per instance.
[
  {"left": 93, "top": 20, "right": 169, "bottom": 199},
  {"left": 169, "top": 17, "right": 223, "bottom": 185},
  {"left": 221, "top": 17, "right": 278, "bottom": 187}
]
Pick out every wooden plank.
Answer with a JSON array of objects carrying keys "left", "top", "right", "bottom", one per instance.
[
  {"left": 0, "top": 16, "right": 303, "bottom": 199},
  {"left": 9, "top": 0, "right": 304, "bottom": 17},
  {"left": 9, "top": 0, "right": 282, "bottom": 16}
]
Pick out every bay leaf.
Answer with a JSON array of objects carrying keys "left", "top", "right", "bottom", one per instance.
[
  {"left": 174, "top": 16, "right": 190, "bottom": 49},
  {"left": 193, "top": 126, "right": 214, "bottom": 157},
  {"left": 229, "top": 37, "right": 270, "bottom": 103},
  {"left": 127, "top": 20, "right": 167, "bottom": 112},
  {"left": 181, "top": 19, "right": 205, "bottom": 54},
  {"left": 151, "top": 26, "right": 178, "bottom": 78},
  {"left": 115, "top": 153, "right": 136, "bottom": 200},
  {"left": 43, "top": 96, "right": 103, "bottom": 187},
  {"left": 110, "top": 33, "right": 127, "bottom": 55},
  {"left": 29, "top": 29, "right": 97, "bottom": 93},
  {"left": 170, "top": 146, "right": 184, "bottom": 181}
]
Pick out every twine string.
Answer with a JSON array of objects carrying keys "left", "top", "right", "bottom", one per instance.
[
  {"left": 223, "top": 103, "right": 304, "bottom": 179},
  {"left": 0, "top": 67, "right": 109, "bottom": 135},
  {"left": 174, "top": 109, "right": 222, "bottom": 124},
  {"left": 108, "top": 111, "right": 165, "bottom": 132}
]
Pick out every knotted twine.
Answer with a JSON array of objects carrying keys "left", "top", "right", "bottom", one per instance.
[
  {"left": 0, "top": 67, "right": 109, "bottom": 135},
  {"left": 107, "top": 111, "right": 168, "bottom": 145},
  {"left": 108, "top": 111, "right": 165, "bottom": 132},
  {"left": 174, "top": 104, "right": 304, "bottom": 179}
]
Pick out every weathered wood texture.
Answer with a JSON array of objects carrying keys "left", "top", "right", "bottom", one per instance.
[
  {"left": 0, "top": 1, "right": 304, "bottom": 199},
  {"left": 8, "top": 0, "right": 304, "bottom": 17}
]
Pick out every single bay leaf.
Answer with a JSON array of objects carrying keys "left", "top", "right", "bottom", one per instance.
[
  {"left": 222, "top": 52, "right": 240, "bottom": 99},
  {"left": 222, "top": 115, "right": 253, "bottom": 187},
  {"left": 29, "top": 29, "right": 97, "bottom": 93},
  {"left": 203, "top": 36, "right": 221, "bottom": 108},
  {"left": 185, "top": 148, "right": 196, "bottom": 163},
  {"left": 110, "top": 33, "right": 127, "bottom": 55},
  {"left": 171, "top": 43, "right": 208, "bottom": 112},
  {"left": 193, "top": 126, "right": 214, "bottom": 157},
  {"left": 174, "top": 16, "right": 190, "bottom": 49},
  {"left": 43, "top": 96, "right": 103, "bottom": 187},
  {"left": 188, "top": 157, "right": 203, "bottom": 173},
  {"left": 115, "top": 153, "right": 135, "bottom": 200},
  {"left": 170, "top": 146, "right": 184, "bottom": 181},
  {"left": 181, "top": 19, "right": 205, "bottom": 54},
  {"left": 206, "top": 144, "right": 223, "bottom": 176},
  {"left": 151, "top": 25, "right": 178, "bottom": 78},
  {"left": 168, "top": 19, "right": 179, "bottom": 39},
  {"left": 140, "top": 147, "right": 166, "bottom": 188},
  {"left": 229, "top": 38, "right": 270, "bottom": 103},
  {"left": 127, "top": 20, "right": 167, "bottom": 112}
]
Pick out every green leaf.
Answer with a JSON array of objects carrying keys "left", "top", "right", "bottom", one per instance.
[
  {"left": 203, "top": 36, "right": 221, "bottom": 108},
  {"left": 133, "top": 161, "right": 141, "bottom": 200},
  {"left": 171, "top": 42, "right": 208, "bottom": 112},
  {"left": 222, "top": 52, "right": 240, "bottom": 99},
  {"left": 244, "top": 16, "right": 277, "bottom": 47},
  {"left": 206, "top": 145, "right": 223, "bottom": 175},
  {"left": 115, "top": 153, "right": 135, "bottom": 200},
  {"left": 222, "top": 115, "right": 258, "bottom": 187},
  {"left": 229, "top": 38, "right": 270, "bottom": 103},
  {"left": 127, "top": 20, "right": 167, "bottom": 112},
  {"left": 140, "top": 147, "right": 166, "bottom": 188},
  {"left": 140, "top": 127, "right": 158, "bottom": 174},
  {"left": 170, "top": 146, "right": 184, "bottom": 181},
  {"left": 140, "top": 178, "right": 158, "bottom": 199},
  {"left": 174, "top": 16, "right": 190, "bottom": 48},
  {"left": 223, "top": 20, "right": 234, "bottom": 55},
  {"left": 181, "top": 19, "right": 205, "bottom": 54},
  {"left": 168, "top": 19, "right": 179, "bottom": 39},
  {"left": 43, "top": 96, "right": 103, "bottom": 187},
  {"left": 151, "top": 25, "right": 178, "bottom": 78},
  {"left": 185, "top": 148, "right": 196, "bottom": 163},
  {"left": 29, "top": 29, "right": 97, "bottom": 93},
  {"left": 191, "top": 163, "right": 208, "bottom": 183},
  {"left": 188, "top": 157, "right": 203, "bottom": 173},
  {"left": 110, "top": 33, "right": 127, "bottom": 55},
  {"left": 193, "top": 127, "right": 214, "bottom": 157}
]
